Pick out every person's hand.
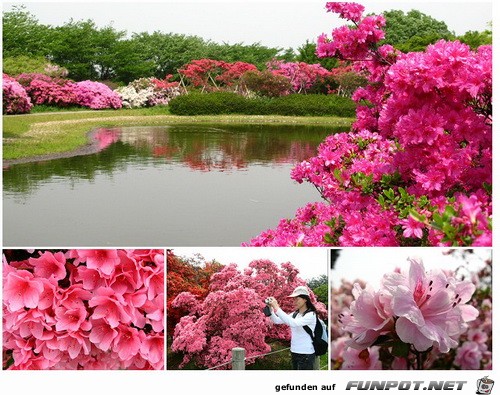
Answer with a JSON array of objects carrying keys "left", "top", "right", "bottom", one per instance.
[{"left": 269, "top": 298, "right": 280, "bottom": 311}]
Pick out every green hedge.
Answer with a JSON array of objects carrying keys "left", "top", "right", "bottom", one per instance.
[{"left": 168, "top": 92, "right": 356, "bottom": 117}]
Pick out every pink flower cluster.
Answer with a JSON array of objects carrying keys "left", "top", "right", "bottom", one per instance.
[
  {"left": 267, "top": 60, "right": 332, "bottom": 93},
  {"left": 331, "top": 255, "right": 492, "bottom": 370},
  {"left": 171, "top": 259, "right": 326, "bottom": 369},
  {"left": 325, "top": 2, "right": 365, "bottom": 23},
  {"left": 246, "top": 2, "right": 491, "bottom": 247},
  {"left": 73, "top": 81, "right": 122, "bottom": 110},
  {"left": 318, "top": 4, "right": 385, "bottom": 60},
  {"left": 3, "top": 249, "right": 164, "bottom": 370},
  {"left": 2, "top": 74, "right": 32, "bottom": 114},
  {"left": 16, "top": 73, "right": 78, "bottom": 107},
  {"left": 12, "top": 73, "right": 122, "bottom": 110}
]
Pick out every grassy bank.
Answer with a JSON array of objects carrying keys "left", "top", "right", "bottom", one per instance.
[{"left": 3, "top": 107, "right": 354, "bottom": 160}]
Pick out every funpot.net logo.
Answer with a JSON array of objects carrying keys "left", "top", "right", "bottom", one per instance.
[{"left": 345, "top": 381, "right": 468, "bottom": 391}]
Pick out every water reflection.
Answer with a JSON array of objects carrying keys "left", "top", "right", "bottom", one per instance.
[{"left": 3, "top": 124, "right": 345, "bottom": 246}]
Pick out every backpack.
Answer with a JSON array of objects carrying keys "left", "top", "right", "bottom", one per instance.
[{"left": 293, "top": 310, "right": 328, "bottom": 356}]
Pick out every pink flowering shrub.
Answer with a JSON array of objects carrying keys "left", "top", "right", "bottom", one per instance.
[
  {"left": 331, "top": 253, "right": 492, "bottom": 370},
  {"left": 2, "top": 74, "right": 32, "bottom": 114},
  {"left": 14, "top": 74, "right": 123, "bottom": 110},
  {"left": 171, "top": 259, "right": 326, "bottom": 369},
  {"left": 16, "top": 73, "right": 78, "bottom": 107},
  {"left": 3, "top": 249, "right": 164, "bottom": 370},
  {"left": 267, "top": 60, "right": 332, "bottom": 94},
  {"left": 73, "top": 81, "right": 122, "bottom": 109},
  {"left": 246, "top": 2, "right": 491, "bottom": 247}
]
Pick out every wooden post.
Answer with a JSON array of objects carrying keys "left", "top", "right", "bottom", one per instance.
[
  {"left": 314, "top": 356, "right": 320, "bottom": 370},
  {"left": 232, "top": 347, "right": 246, "bottom": 370}
]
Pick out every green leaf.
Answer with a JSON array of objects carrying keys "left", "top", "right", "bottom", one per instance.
[
  {"left": 383, "top": 188, "right": 395, "bottom": 200},
  {"left": 409, "top": 208, "right": 426, "bottom": 223}
]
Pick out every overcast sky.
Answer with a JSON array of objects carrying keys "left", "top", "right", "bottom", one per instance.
[
  {"left": 332, "top": 247, "right": 492, "bottom": 287},
  {"left": 170, "top": 247, "right": 328, "bottom": 281},
  {"left": 3, "top": 1, "right": 493, "bottom": 50}
]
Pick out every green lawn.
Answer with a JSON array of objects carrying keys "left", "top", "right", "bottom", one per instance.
[{"left": 3, "top": 106, "right": 354, "bottom": 160}]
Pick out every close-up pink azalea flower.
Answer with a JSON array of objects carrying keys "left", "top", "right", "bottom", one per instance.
[
  {"left": 333, "top": 250, "right": 490, "bottom": 370},
  {"left": 384, "top": 258, "right": 478, "bottom": 353},
  {"left": 74, "top": 249, "right": 121, "bottom": 276},
  {"left": 4, "top": 270, "right": 44, "bottom": 311},
  {"left": 30, "top": 251, "right": 67, "bottom": 281},
  {"left": 89, "top": 287, "right": 132, "bottom": 328},
  {"left": 339, "top": 284, "right": 393, "bottom": 349}
]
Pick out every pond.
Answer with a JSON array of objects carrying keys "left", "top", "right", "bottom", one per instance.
[{"left": 3, "top": 124, "right": 345, "bottom": 246}]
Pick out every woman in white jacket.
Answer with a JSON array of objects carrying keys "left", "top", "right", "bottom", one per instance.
[{"left": 268, "top": 285, "right": 317, "bottom": 370}]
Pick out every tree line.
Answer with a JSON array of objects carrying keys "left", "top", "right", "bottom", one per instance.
[{"left": 3, "top": 6, "right": 491, "bottom": 84}]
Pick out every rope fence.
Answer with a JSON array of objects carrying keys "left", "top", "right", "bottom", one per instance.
[{"left": 206, "top": 347, "right": 328, "bottom": 370}]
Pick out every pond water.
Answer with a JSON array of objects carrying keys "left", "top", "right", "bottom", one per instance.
[{"left": 3, "top": 124, "right": 344, "bottom": 246}]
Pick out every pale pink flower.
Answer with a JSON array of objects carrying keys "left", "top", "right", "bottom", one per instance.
[
  {"left": 384, "top": 257, "right": 478, "bottom": 352},
  {"left": 340, "top": 283, "right": 393, "bottom": 349},
  {"left": 342, "top": 347, "right": 382, "bottom": 369},
  {"left": 454, "top": 341, "right": 482, "bottom": 369}
]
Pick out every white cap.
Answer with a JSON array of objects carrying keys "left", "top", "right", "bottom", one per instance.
[{"left": 288, "top": 286, "right": 310, "bottom": 298}]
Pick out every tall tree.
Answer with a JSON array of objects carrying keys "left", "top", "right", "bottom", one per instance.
[
  {"left": 49, "top": 20, "right": 125, "bottom": 81},
  {"left": 457, "top": 28, "right": 492, "bottom": 49},
  {"left": 3, "top": 6, "right": 51, "bottom": 57},
  {"left": 380, "top": 9, "right": 453, "bottom": 52}
]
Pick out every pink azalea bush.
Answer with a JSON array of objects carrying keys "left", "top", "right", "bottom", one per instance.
[
  {"left": 171, "top": 259, "right": 326, "bottom": 369},
  {"left": 331, "top": 253, "right": 492, "bottom": 370},
  {"left": 3, "top": 249, "right": 164, "bottom": 370},
  {"left": 246, "top": 3, "right": 491, "bottom": 247},
  {"left": 73, "top": 81, "right": 122, "bottom": 110},
  {"left": 13, "top": 73, "right": 123, "bottom": 110},
  {"left": 2, "top": 74, "right": 32, "bottom": 114},
  {"left": 16, "top": 73, "right": 78, "bottom": 107}
]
